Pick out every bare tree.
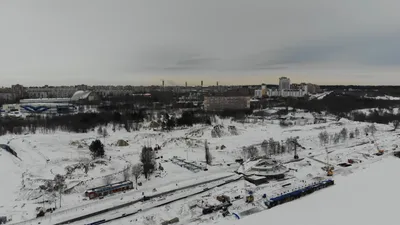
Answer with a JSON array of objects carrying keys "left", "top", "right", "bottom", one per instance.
[
  {"left": 355, "top": 128, "right": 360, "bottom": 137},
  {"left": 123, "top": 166, "right": 131, "bottom": 181},
  {"left": 393, "top": 120, "right": 400, "bottom": 131},
  {"left": 280, "top": 141, "right": 286, "bottom": 154},
  {"left": 369, "top": 124, "right": 377, "bottom": 135},
  {"left": 268, "top": 138, "right": 277, "bottom": 155},
  {"left": 140, "top": 146, "right": 156, "bottom": 179},
  {"left": 364, "top": 126, "right": 370, "bottom": 136},
  {"left": 276, "top": 142, "right": 281, "bottom": 154},
  {"left": 318, "top": 131, "right": 329, "bottom": 146},
  {"left": 84, "top": 164, "right": 89, "bottom": 174},
  {"left": 205, "top": 140, "right": 212, "bottom": 165},
  {"left": 104, "top": 175, "right": 113, "bottom": 185},
  {"left": 131, "top": 163, "right": 142, "bottom": 188},
  {"left": 285, "top": 138, "right": 293, "bottom": 153},
  {"left": 242, "top": 146, "right": 259, "bottom": 159},
  {"left": 102, "top": 128, "right": 109, "bottom": 145},
  {"left": 97, "top": 126, "right": 103, "bottom": 136},
  {"left": 340, "top": 128, "right": 348, "bottom": 142},
  {"left": 261, "top": 140, "right": 269, "bottom": 156},
  {"left": 53, "top": 174, "right": 66, "bottom": 191},
  {"left": 333, "top": 133, "right": 340, "bottom": 144}
]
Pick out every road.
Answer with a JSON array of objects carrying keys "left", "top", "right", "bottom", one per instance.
[
  {"left": 12, "top": 173, "right": 237, "bottom": 225},
  {"left": 79, "top": 175, "right": 243, "bottom": 225}
]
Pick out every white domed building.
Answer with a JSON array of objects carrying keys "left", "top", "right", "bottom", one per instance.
[{"left": 70, "top": 91, "right": 99, "bottom": 103}]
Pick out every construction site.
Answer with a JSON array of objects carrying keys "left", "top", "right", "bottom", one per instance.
[{"left": 1, "top": 112, "right": 400, "bottom": 225}]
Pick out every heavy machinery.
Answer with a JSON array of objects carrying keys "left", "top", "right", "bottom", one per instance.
[
  {"left": 348, "top": 159, "right": 362, "bottom": 164},
  {"left": 288, "top": 137, "right": 305, "bottom": 160},
  {"left": 368, "top": 136, "right": 384, "bottom": 156},
  {"left": 325, "top": 147, "right": 334, "bottom": 176},
  {"left": 216, "top": 195, "right": 231, "bottom": 203},
  {"left": 327, "top": 168, "right": 333, "bottom": 176},
  {"left": 246, "top": 192, "right": 254, "bottom": 203}
]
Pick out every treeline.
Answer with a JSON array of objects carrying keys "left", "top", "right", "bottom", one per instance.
[
  {"left": 321, "top": 85, "right": 400, "bottom": 97},
  {"left": 351, "top": 109, "right": 400, "bottom": 126},
  {"left": 0, "top": 109, "right": 216, "bottom": 136},
  {"left": 0, "top": 111, "right": 146, "bottom": 135},
  {"left": 160, "top": 111, "right": 212, "bottom": 130},
  {"left": 214, "top": 109, "right": 253, "bottom": 120},
  {"left": 287, "top": 94, "right": 400, "bottom": 116}
]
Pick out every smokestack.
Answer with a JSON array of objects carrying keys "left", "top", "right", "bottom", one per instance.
[
  {"left": 162, "top": 80, "right": 164, "bottom": 87},
  {"left": 185, "top": 81, "right": 187, "bottom": 87},
  {"left": 216, "top": 81, "right": 219, "bottom": 87},
  {"left": 201, "top": 80, "right": 203, "bottom": 87}
]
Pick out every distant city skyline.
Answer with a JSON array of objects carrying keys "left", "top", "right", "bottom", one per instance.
[
  {"left": 2, "top": 0, "right": 400, "bottom": 86},
  {"left": 3, "top": 72, "right": 400, "bottom": 87}
]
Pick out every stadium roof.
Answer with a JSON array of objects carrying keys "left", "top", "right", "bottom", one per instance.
[{"left": 71, "top": 90, "right": 92, "bottom": 101}]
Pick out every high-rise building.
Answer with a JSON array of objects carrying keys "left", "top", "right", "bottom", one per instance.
[{"left": 279, "top": 77, "right": 291, "bottom": 91}]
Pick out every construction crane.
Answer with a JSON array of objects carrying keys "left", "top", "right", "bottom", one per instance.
[
  {"left": 325, "top": 147, "right": 333, "bottom": 176},
  {"left": 288, "top": 137, "right": 305, "bottom": 160}
]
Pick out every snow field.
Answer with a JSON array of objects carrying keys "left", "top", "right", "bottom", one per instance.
[{"left": 1, "top": 112, "right": 399, "bottom": 225}]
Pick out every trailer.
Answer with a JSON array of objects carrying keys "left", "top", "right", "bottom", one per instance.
[
  {"left": 265, "top": 179, "right": 334, "bottom": 208},
  {"left": 85, "top": 180, "right": 133, "bottom": 199}
]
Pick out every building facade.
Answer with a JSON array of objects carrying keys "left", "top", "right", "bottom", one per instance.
[
  {"left": 26, "top": 86, "right": 77, "bottom": 99},
  {"left": 301, "top": 83, "right": 321, "bottom": 94},
  {"left": 279, "top": 77, "right": 291, "bottom": 91},
  {"left": 204, "top": 96, "right": 251, "bottom": 111},
  {"left": 253, "top": 84, "right": 268, "bottom": 98},
  {"left": 254, "top": 77, "right": 320, "bottom": 98}
]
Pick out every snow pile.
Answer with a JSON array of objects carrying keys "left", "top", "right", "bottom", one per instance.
[
  {"left": 211, "top": 125, "right": 240, "bottom": 138},
  {"left": 116, "top": 139, "right": 129, "bottom": 146},
  {"left": 185, "top": 126, "right": 208, "bottom": 138},
  {"left": 365, "top": 95, "right": 400, "bottom": 100},
  {"left": 309, "top": 91, "right": 332, "bottom": 100}
]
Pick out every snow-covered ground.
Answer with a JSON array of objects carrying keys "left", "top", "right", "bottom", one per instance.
[
  {"left": 211, "top": 157, "right": 400, "bottom": 225},
  {"left": 364, "top": 95, "right": 400, "bottom": 100},
  {"left": 352, "top": 107, "right": 400, "bottom": 115},
  {"left": 1, "top": 110, "right": 399, "bottom": 225},
  {"left": 309, "top": 91, "right": 332, "bottom": 100}
]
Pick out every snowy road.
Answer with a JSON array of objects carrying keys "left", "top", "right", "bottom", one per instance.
[{"left": 12, "top": 173, "right": 237, "bottom": 225}]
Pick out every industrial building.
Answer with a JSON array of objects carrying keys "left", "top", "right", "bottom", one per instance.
[{"left": 2, "top": 90, "right": 98, "bottom": 114}]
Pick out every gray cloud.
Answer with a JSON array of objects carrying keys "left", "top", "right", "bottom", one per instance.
[{"left": 1, "top": 0, "right": 400, "bottom": 85}]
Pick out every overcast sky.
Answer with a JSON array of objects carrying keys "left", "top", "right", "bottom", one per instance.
[{"left": 1, "top": 0, "right": 400, "bottom": 86}]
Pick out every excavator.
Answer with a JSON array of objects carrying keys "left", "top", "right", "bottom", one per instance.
[
  {"left": 327, "top": 167, "right": 334, "bottom": 176},
  {"left": 325, "top": 147, "right": 334, "bottom": 176},
  {"left": 246, "top": 191, "right": 254, "bottom": 203},
  {"left": 368, "top": 136, "right": 384, "bottom": 156}
]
